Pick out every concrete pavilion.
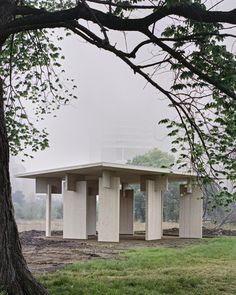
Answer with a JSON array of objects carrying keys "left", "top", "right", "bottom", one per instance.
[{"left": 17, "top": 162, "right": 203, "bottom": 242}]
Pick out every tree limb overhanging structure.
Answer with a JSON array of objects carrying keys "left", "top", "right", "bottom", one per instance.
[
  {"left": 0, "top": 1, "right": 235, "bottom": 294},
  {"left": 4, "top": 0, "right": 234, "bottom": 183}
]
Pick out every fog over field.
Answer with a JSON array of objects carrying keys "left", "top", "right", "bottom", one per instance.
[{"left": 10, "top": 0, "right": 235, "bottom": 196}]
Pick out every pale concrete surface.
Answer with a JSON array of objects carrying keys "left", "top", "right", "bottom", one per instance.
[
  {"left": 17, "top": 162, "right": 197, "bottom": 183},
  {"left": 63, "top": 181, "right": 87, "bottom": 239},
  {"left": 46, "top": 184, "right": 52, "bottom": 237},
  {"left": 146, "top": 179, "right": 162, "bottom": 240},
  {"left": 179, "top": 184, "right": 203, "bottom": 238},
  {"left": 17, "top": 162, "right": 202, "bottom": 242},
  {"left": 98, "top": 175, "right": 120, "bottom": 242}
]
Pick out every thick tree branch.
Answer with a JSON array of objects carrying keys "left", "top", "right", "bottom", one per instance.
[
  {"left": 1, "top": 3, "right": 234, "bottom": 101},
  {"left": 158, "top": 33, "right": 236, "bottom": 42},
  {"left": 1, "top": 5, "right": 146, "bottom": 36},
  {"left": 144, "top": 3, "right": 236, "bottom": 25},
  {"left": 2, "top": 2, "right": 236, "bottom": 39},
  {"left": 128, "top": 40, "right": 152, "bottom": 58},
  {"left": 86, "top": 0, "right": 156, "bottom": 9},
  {"left": 13, "top": 6, "right": 46, "bottom": 16}
]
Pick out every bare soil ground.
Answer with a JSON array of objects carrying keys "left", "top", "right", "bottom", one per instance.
[
  {"left": 21, "top": 231, "right": 119, "bottom": 273},
  {"left": 20, "top": 228, "right": 231, "bottom": 274}
]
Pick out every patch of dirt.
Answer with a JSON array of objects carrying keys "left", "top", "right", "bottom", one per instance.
[
  {"left": 20, "top": 231, "right": 119, "bottom": 273},
  {"left": 163, "top": 227, "right": 236, "bottom": 237},
  {"left": 20, "top": 228, "right": 235, "bottom": 273}
]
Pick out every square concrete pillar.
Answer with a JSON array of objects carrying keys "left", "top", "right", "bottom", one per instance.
[
  {"left": 46, "top": 184, "right": 52, "bottom": 237},
  {"left": 120, "top": 189, "right": 134, "bottom": 235},
  {"left": 179, "top": 184, "right": 203, "bottom": 238},
  {"left": 63, "top": 181, "right": 88, "bottom": 239},
  {"left": 98, "top": 172, "right": 120, "bottom": 242},
  {"left": 145, "top": 179, "right": 163, "bottom": 240},
  {"left": 87, "top": 194, "right": 97, "bottom": 236}
]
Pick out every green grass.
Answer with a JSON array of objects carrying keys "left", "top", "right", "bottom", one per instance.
[{"left": 40, "top": 237, "right": 236, "bottom": 295}]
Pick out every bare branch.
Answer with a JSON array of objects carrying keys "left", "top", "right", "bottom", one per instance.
[
  {"left": 137, "top": 57, "right": 171, "bottom": 69},
  {"left": 144, "top": 30, "right": 236, "bottom": 100}
]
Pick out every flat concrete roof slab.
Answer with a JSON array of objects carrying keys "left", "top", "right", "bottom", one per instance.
[{"left": 16, "top": 162, "right": 197, "bottom": 183}]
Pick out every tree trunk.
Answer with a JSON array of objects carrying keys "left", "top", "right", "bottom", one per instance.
[
  {"left": 0, "top": 78, "right": 49, "bottom": 294},
  {"left": 0, "top": 2, "right": 50, "bottom": 293}
]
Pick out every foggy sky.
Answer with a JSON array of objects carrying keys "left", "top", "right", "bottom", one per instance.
[{"left": 11, "top": 0, "right": 235, "bottom": 194}]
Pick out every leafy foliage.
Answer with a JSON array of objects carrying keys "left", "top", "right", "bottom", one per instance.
[
  {"left": 12, "top": 191, "right": 63, "bottom": 220},
  {"left": 94, "top": 0, "right": 236, "bottom": 205},
  {"left": 127, "top": 148, "right": 174, "bottom": 168},
  {"left": 1, "top": 0, "right": 77, "bottom": 157},
  {"left": 128, "top": 148, "right": 179, "bottom": 222},
  {"left": 158, "top": 3, "right": 236, "bottom": 205}
]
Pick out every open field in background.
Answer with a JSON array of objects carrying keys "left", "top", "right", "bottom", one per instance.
[
  {"left": 203, "top": 221, "right": 236, "bottom": 231},
  {"left": 134, "top": 221, "right": 179, "bottom": 231},
  {"left": 16, "top": 219, "right": 236, "bottom": 233},
  {"left": 39, "top": 237, "right": 236, "bottom": 295},
  {"left": 16, "top": 220, "right": 179, "bottom": 233},
  {"left": 16, "top": 219, "right": 63, "bottom": 232}
]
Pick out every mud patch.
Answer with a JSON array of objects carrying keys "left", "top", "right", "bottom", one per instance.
[
  {"left": 20, "top": 228, "right": 234, "bottom": 273},
  {"left": 21, "top": 231, "right": 119, "bottom": 273}
]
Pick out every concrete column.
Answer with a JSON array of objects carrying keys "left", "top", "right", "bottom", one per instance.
[
  {"left": 63, "top": 181, "right": 87, "bottom": 239},
  {"left": 179, "top": 184, "right": 203, "bottom": 238},
  {"left": 145, "top": 179, "right": 162, "bottom": 240},
  {"left": 98, "top": 172, "right": 120, "bottom": 242},
  {"left": 120, "top": 189, "right": 134, "bottom": 235},
  {"left": 87, "top": 195, "right": 96, "bottom": 236},
  {"left": 46, "top": 184, "right": 52, "bottom": 237}
]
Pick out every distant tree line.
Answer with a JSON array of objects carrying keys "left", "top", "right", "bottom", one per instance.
[
  {"left": 128, "top": 148, "right": 179, "bottom": 222},
  {"left": 12, "top": 190, "right": 62, "bottom": 220},
  {"left": 133, "top": 183, "right": 179, "bottom": 223},
  {"left": 129, "top": 148, "right": 236, "bottom": 227}
]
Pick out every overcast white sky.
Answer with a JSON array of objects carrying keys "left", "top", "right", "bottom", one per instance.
[{"left": 11, "top": 0, "right": 235, "bottom": 191}]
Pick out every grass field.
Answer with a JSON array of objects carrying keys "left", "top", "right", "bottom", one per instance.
[{"left": 40, "top": 237, "right": 236, "bottom": 295}]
